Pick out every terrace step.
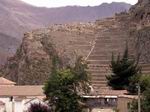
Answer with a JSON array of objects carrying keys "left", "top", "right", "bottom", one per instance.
[
  {"left": 140, "top": 64, "right": 150, "bottom": 74},
  {"left": 88, "top": 55, "right": 111, "bottom": 60},
  {"left": 87, "top": 60, "right": 110, "bottom": 64},
  {"left": 90, "top": 77, "right": 109, "bottom": 82},
  {"left": 92, "top": 83, "right": 108, "bottom": 88},
  {"left": 87, "top": 69, "right": 110, "bottom": 73},
  {"left": 142, "top": 70, "right": 150, "bottom": 74}
]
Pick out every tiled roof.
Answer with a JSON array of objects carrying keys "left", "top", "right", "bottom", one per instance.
[
  {"left": 0, "top": 86, "right": 44, "bottom": 96},
  {"left": 0, "top": 77, "right": 127, "bottom": 97},
  {"left": 0, "top": 77, "right": 16, "bottom": 85}
]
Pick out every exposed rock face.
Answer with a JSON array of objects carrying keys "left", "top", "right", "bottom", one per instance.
[
  {"left": 1, "top": 0, "right": 150, "bottom": 87},
  {"left": 134, "top": 27, "right": 150, "bottom": 63},
  {"left": 130, "top": 0, "right": 150, "bottom": 24},
  {"left": 129, "top": 0, "right": 150, "bottom": 63}
]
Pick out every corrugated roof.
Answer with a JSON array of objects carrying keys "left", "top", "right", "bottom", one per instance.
[
  {"left": 0, "top": 86, "right": 44, "bottom": 96},
  {"left": 0, "top": 77, "right": 16, "bottom": 85}
]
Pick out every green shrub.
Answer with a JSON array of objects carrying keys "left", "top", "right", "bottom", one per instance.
[
  {"left": 139, "top": 75, "right": 150, "bottom": 92},
  {"left": 129, "top": 75, "right": 150, "bottom": 112}
]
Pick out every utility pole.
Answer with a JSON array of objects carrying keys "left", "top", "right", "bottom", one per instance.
[{"left": 138, "top": 84, "right": 141, "bottom": 112}]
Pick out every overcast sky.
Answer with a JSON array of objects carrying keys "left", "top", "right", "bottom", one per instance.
[{"left": 21, "top": 0, "right": 138, "bottom": 8}]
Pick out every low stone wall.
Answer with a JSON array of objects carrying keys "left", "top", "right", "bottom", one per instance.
[{"left": 117, "top": 95, "right": 137, "bottom": 112}]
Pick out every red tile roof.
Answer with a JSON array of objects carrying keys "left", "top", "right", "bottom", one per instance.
[
  {"left": 0, "top": 86, "right": 44, "bottom": 96},
  {"left": 0, "top": 77, "right": 16, "bottom": 85}
]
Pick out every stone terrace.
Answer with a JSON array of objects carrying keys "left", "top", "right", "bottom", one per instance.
[{"left": 86, "top": 17, "right": 150, "bottom": 90}]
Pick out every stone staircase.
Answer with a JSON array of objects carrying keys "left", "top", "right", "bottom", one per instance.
[{"left": 87, "top": 19, "right": 134, "bottom": 89}]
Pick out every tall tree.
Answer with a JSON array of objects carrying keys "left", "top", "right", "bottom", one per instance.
[
  {"left": 43, "top": 57, "right": 90, "bottom": 112},
  {"left": 106, "top": 45, "right": 140, "bottom": 90}
]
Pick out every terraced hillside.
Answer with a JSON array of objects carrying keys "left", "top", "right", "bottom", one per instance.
[
  {"left": 87, "top": 0, "right": 150, "bottom": 90},
  {"left": 87, "top": 17, "right": 133, "bottom": 89},
  {"left": 1, "top": 0, "right": 150, "bottom": 88}
]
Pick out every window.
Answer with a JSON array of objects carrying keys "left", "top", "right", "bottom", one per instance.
[{"left": 10, "top": 96, "right": 13, "bottom": 102}]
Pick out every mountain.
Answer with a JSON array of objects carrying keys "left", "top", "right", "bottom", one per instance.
[
  {"left": 0, "top": 0, "right": 131, "bottom": 64},
  {"left": 1, "top": 0, "right": 150, "bottom": 86}
]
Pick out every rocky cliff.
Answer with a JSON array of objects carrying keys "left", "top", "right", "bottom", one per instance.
[
  {"left": 129, "top": 0, "right": 150, "bottom": 63},
  {"left": 1, "top": 0, "right": 150, "bottom": 86}
]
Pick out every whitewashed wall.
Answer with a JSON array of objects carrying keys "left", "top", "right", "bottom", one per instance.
[
  {"left": 0, "top": 97, "right": 12, "bottom": 112},
  {"left": 14, "top": 101, "right": 24, "bottom": 112},
  {"left": 0, "top": 97, "right": 46, "bottom": 112},
  {"left": 0, "top": 105, "right": 5, "bottom": 112}
]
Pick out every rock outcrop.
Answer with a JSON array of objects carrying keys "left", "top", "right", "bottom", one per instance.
[
  {"left": 0, "top": 23, "right": 96, "bottom": 85},
  {"left": 130, "top": 0, "right": 150, "bottom": 24}
]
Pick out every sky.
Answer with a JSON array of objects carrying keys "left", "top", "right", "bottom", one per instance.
[{"left": 21, "top": 0, "right": 138, "bottom": 8}]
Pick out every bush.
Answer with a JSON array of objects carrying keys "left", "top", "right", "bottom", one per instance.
[
  {"left": 129, "top": 75, "right": 150, "bottom": 112},
  {"left": 28, "top": 103, "right": 51, "bottom": 112},
  {"left": 129, "top": 88, "right": 150, "bottom": 112},
  {"left": 127, "top": 74, "right": 150, "bottom": 94},
  {"left": 127, "top": 74, "right": 141, "bottom": 94},
  {"left": 139, "top": 75, "right": 150, "bottom": 92},
  {"left": 142, "top": 88, "right": 150, "bottom": 112}
]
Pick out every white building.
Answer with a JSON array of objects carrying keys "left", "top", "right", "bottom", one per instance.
[
  {"left": 0, "top": 77, "right": 45, "bottom": 112},
  {"left": 0, "top": 77, "right": 135, "bottom": 112}
]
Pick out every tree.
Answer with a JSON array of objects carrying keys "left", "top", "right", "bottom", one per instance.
[
  {"left": 43, "top": 57, "right": 90, "bottom": 112},
  {"left": 142, "top": 87, "right": 150, "bottom": 112},
  {"left": 106, "top": 45, "right": 140, "bottom": 90},
  {"left": 129, "top": 87, "right": 150, "bottom": 112},
  {"left": 139, "top": 75, "right": 150, "bottom": 93}
]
